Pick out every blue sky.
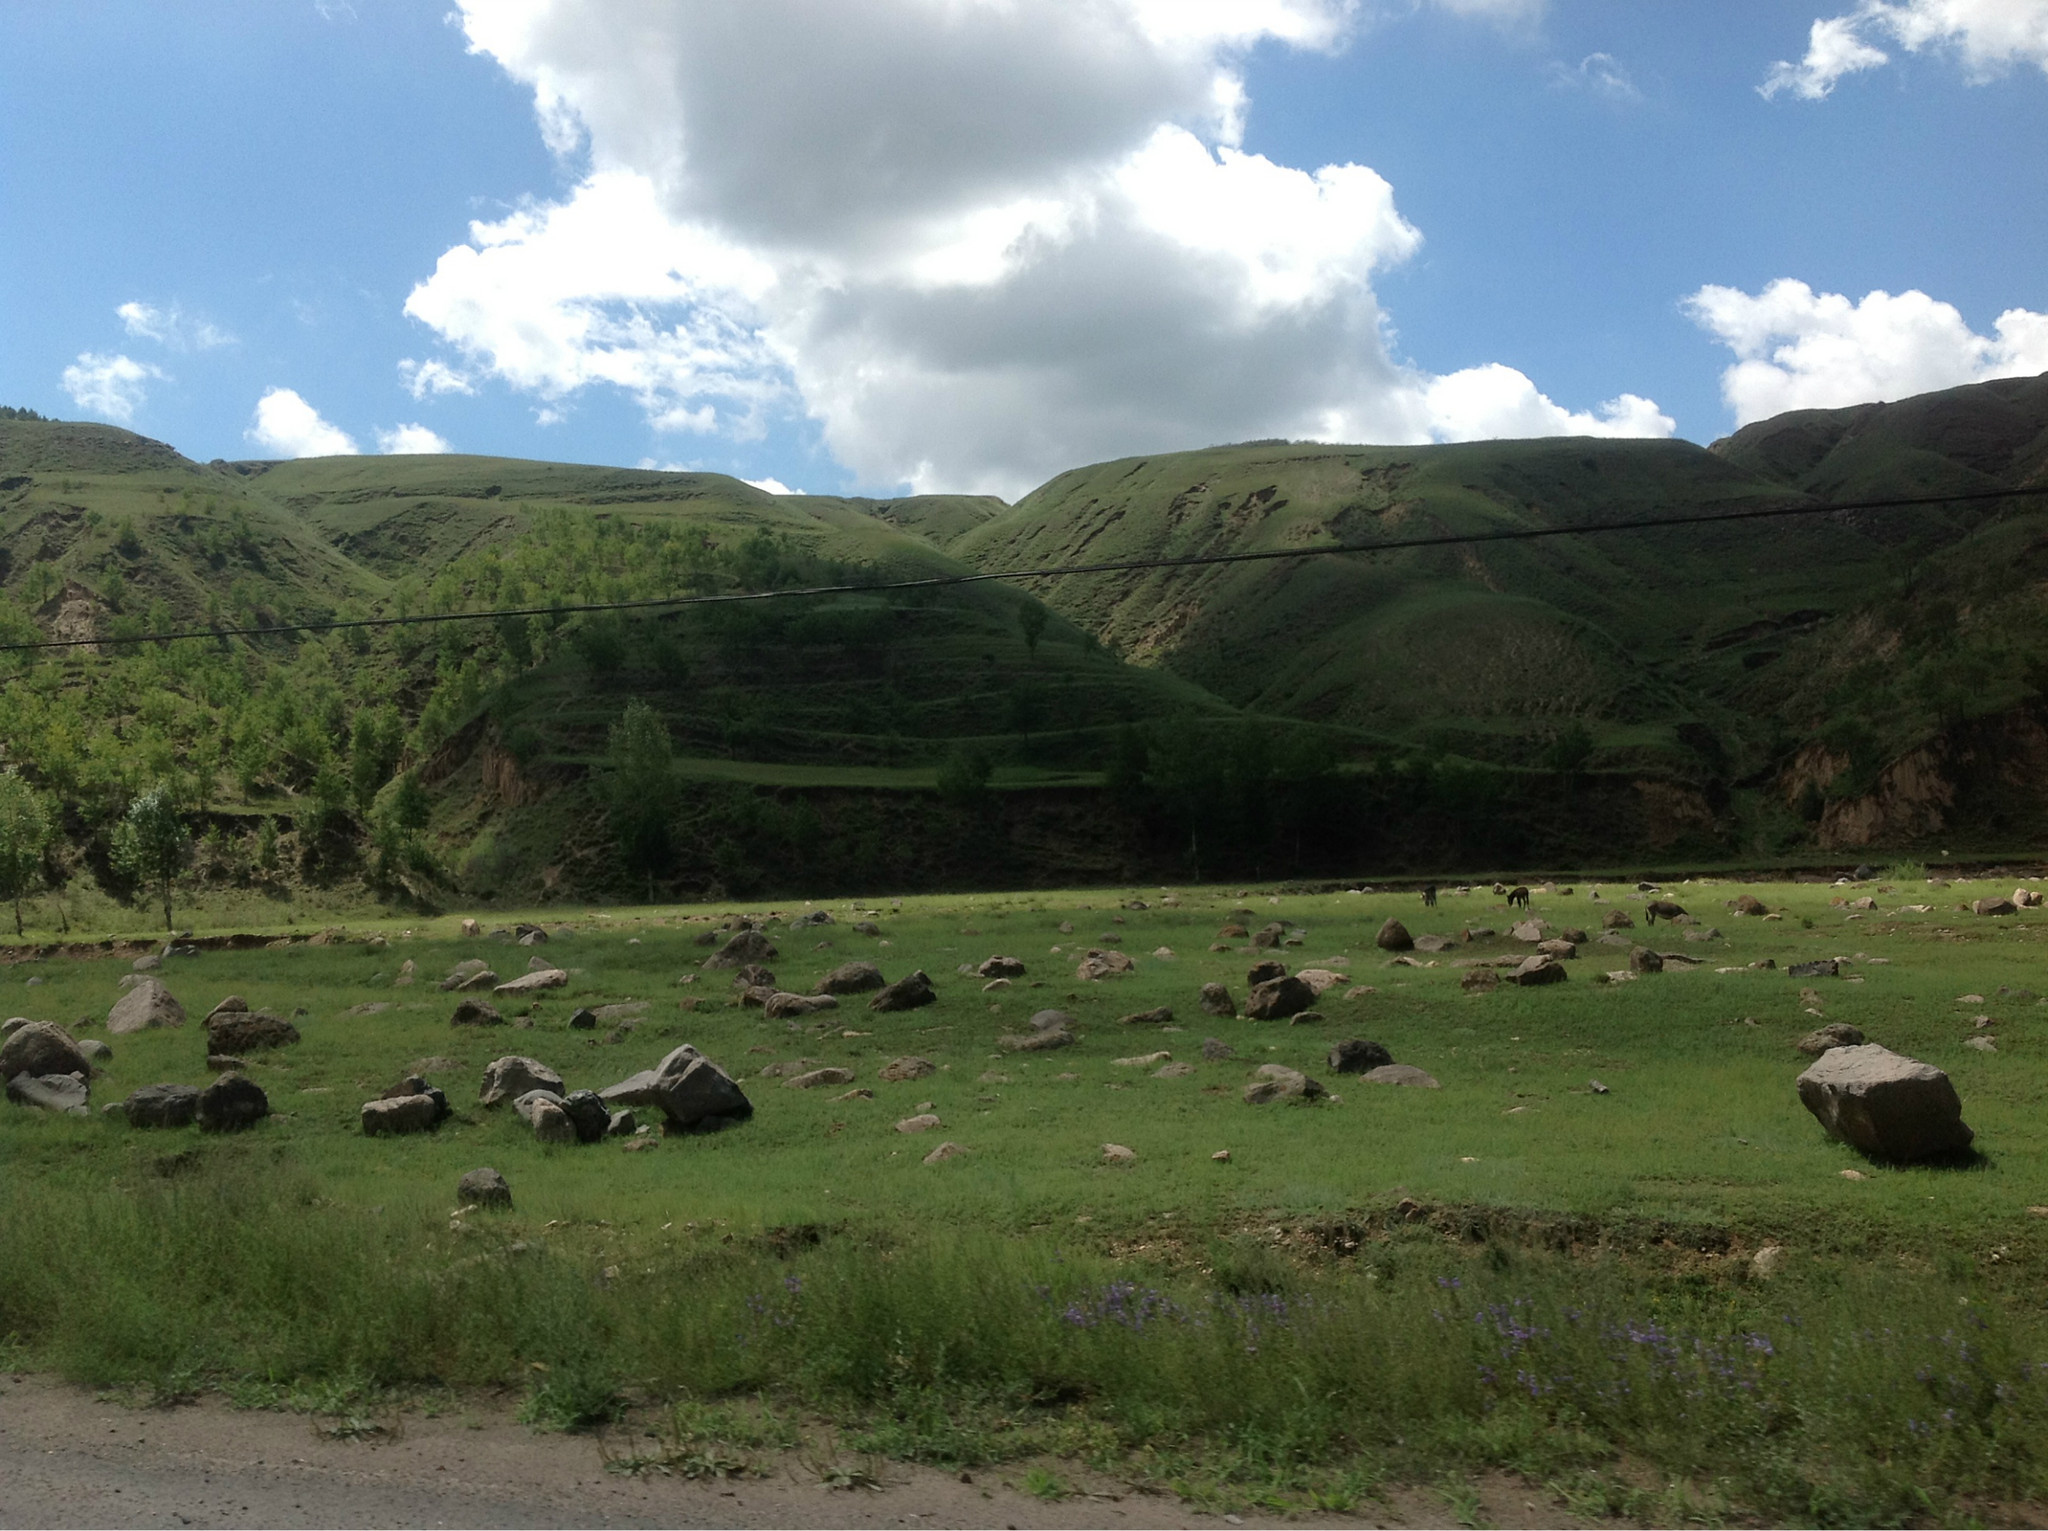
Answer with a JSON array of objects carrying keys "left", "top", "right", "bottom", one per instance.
[{"left": 4, "top": 1, "right": 2045, "bottom": 499}]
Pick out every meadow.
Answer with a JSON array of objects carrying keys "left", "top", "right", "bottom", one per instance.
[{"left": 5, "top": 871, "right": 2048, "bottom": 1523}]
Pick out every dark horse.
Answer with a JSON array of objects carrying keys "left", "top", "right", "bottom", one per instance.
[{"left": 1506, "top": 885, "right": 1531, "bottom": 910}]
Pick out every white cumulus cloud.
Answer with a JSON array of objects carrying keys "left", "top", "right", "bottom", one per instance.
[
  {"left": 248, "top": 387, "right": 360, "bottom": 457},
  {"left": 1684, "top": 279, "right": 2048, "bottom": 424},
  {"left": 376, "top": 423, "right": 453, "bottom": 454},
  {"left": 398, "top": 357, "right": 475, "bottom": 398},
  {"left": 117, "top": 300, "right": 232, "bottom": 351},
  {"left": 743, "top": 476, "right": 802, "bottom": 495},
  {"left": 406, "top": 0, "right": 1669, "bottom": 496},
  {"left": 1423, "top": 364, "right": 1674, "bottom": 440},
  {"left": 60, "top": 353, "right": 164, "bottom": 424},
  {"left": 1764, "top": 0, "right": 2048, "bottom": 99}
]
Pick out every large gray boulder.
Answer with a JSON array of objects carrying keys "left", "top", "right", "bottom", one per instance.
[
  {"left": 704, "top": 929, "right": 778, "bottom": 969},
  {"left": 601, "top": 1043, "right": 751, "bottom": 1133},
  {"left": 1198, "top": 982, "right": 1237, "bottom": 1018},
  {"left": 123, "top": 1083, "right": 200, "bottom": 1128},
  {"left": 1243, "top": 1063, "right": 1325, "bottom": 1105},
  {"left": 494, "top": 968, "right": 567, "bottom": 995},
  {"left": 439, "top": 959, "right": 492, "bottom": 991},
  {"left": 7, "top": 1073, "right": 88, "bottom": 1115},
  {"left": 1510, "top": 954, "right": 1569, "bottom": 986},
  {"left": 1328, "top": 1039, "right": 1394, "bottom": 1074},
  {"left": 529, "top": 1097, "right": 578, "bottom": 1144},
  {"left": 479, "top": 1056, "right": 564, "bottom": 1107},
  {"left": 205, "top": 1011, "right": 300, "bottom": 1053},
  {"left": 1796, "top": 1044, "right": 1973, "bottom": 1161},
  {"left": 450, "top": 998, "right": 504, "bottom": 1027},
  {"left": 196, "top": 1074, "right": 269, "bottom": 1132},
  {"left": 815, "top": 961, "right": 885, "bottom": 995},
  {"left": 0, "top": 1020, "right": 89, "bottom": 1081},
  {"left": 869, "top": 970, "right": 936, "bottom": 1012},
  {"left": 1375, "top": 918, "right": 1413, "bottom": 952},
  {"left": 108, "top": 979, "right": 185, "bottom": 1035},
  {"left": 458, "top": 1168, "right": 512, "bottom": 1209},
  {"left": 559, "top": 1089, "right": 611, "bottom": 1143},
  {"left": 1245, "top": 975, "right": 1316, "bottom": 1020},
  {"left": 361, "top": 1094, "right": 440, "bottom": 1136}
]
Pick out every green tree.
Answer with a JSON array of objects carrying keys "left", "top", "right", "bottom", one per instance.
[
  {"left": 111, "top": 784, "right": 190, "bottom": 933},
  {"left": 0, "top": 768, "right": 54, "bottom": 936},
  {"left": 601, "top": 701, "right": 680, "bottom": 900},
  {"left": 936, "top": 743, "right": 994, "bottom": 808},
  {"left": 1017, "top": 601, "right": 1049, "bottom": 657}
]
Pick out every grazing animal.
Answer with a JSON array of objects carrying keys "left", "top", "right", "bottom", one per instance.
[
  {"left": 1421, "top": 884, "right": 1438, "bottom": 908},
  {"left": 1645, "top": 899, "right": 1687, "bottom": 924},
  {"left": 1506, "top": 886, "right": 1530, "bottom": 910}
]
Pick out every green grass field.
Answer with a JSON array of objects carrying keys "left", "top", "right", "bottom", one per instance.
[{"left": 6, "top": 873, "right": 2048, "bottom": 1521}]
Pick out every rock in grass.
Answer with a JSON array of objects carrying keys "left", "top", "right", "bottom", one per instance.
[
  {"left": 1795, "top": 1023, "right": 1865, "bottom": 1056},
  {"left": 1328, "top": 1039, "right": 1394, "bottom": 1074},
  {"left": 122, "top": 1083, "right": 200, "bottom": 1128},
  {"left": 513, "top": 1087, "right": 566, "bottom": 1124},
  {"left": 1509, "top": 954, "right": 1568, "bottom": 986},
  {"left": 1198, "top": 983, "right": 1237, "bottom": 1018},
  {"left": 1113, "top": 1051, "right": 1171, "bottom": 1068},
  {"left": 1154, "top": 1062, "right": 1196, "bottom": 1078},
  {"left": 731, "top": 964, "right": 777, "bottom": 990},
  {"left": 494, "top": 968, "right": 567, "bottom": 996},
  {"left": 1363, "top": 1064, "right": 1439, "bottom": 1088},
  {"left": 439, "top": 960, "right": 492, "bottom": 991},
  {"left": 205, "top": 1011, "right": 300, "bottom": 1053},
  {"left": 1245, "top": 958, "right": 1287, "bottom": 987},
  {"left": 457, "top": 1168, "right": 511, "bottom": 1209},
  {"left": 785, "top": 1067, "right": 855, "bottom": 1090},
  {"left": 896, "top": 1113, "right": 941, "bottom": 1132},
  {"left": 450, "top": 998, "right": 504, "bottom": 1027},
  {"left": 379, "top": 1076, "right": 451, "bottom": 1124},
  {"left": 869, "top": 970, "right": 937, "bottom": 1012},
  {"left": 1974, "top": 897, "right": 2018, "bottom": 917},
  {"left": 197, "top": 1074, "right": 269, "bottom": 1133},
  {"left": 1243, "top": 1064, "right": 1325, "bottom": 1105},
  {"left": 1729, "top": 894, "right": 1769, "bottom": 916},
  {"left": 480, "top": 1056, "right": 565, "bottom": 1106},
  {"left": 1075, "top": 949, "right": 1135, "bottom": 981},
  {"left": 1629, "top": 946, "right": 1664, "bottom": 975},
  {"left": 813, "top": 962, "right": 887, "bottom": 996},
  {"left": 1788, "top": 959, "right": 1839, "bottom": 979},
  {"left": 1460, "top": 968, "right": 1499, "bottom": 993},
  {"left": 977, "top": 956, "right": 1027, "bottom": 979},
  {"left": 704, "top": 929, "right": 778, "bottom": 969},
  {"left": 1102, "top": 1143, "right": 1136, "bottom": 1164},
  {"left": 1117, "top": 1006, "right": 1173, "bottom": 1026},
  {"left": 530, "top": 1096, "right": 578, "bottom": 1144},
  {"left": 0, "top": 1020, "right": 88, "bottom": 1081},
  {"left": 108, "top": 979, "right": 185, "bottom": 1035},
  {"left": 878, "top": 1056, "right": 936, "bottom": 1082},
  {"left": 1603, "top": 908, "right": 1634, "bottom": 929},
  {"left": 1795, "top": 1044, "right": 1973, "bottom": 1162},
  {"left": 361, "top": 1093, "right": 440, "bottom": 1136},
  {"left": 1201, "top": 1037, "right": 1234, "bottom": 1062},
  {"left": 568, "top": 1007, "right": 597, "bottom": 1031},
  {"left": 1375, "top": 918, "right": 1413, "bottom": 952},
  {"left": 560, "top": 1089, "right": 611, "bottom": 1143},
  {"left": 1295, "top": 968, "right": 1346, "bottom": 994},
  {"left": 7, "top": 1073, "right": 88, "bottom": 1115},
  {"left": 1246, "top": 975, "right": 1316, "bottom": 1020},
  {"left": 922, "top": 1141, "right": 965, "bottom": 1164},
  {"left": 998, "top": 1026, "right": 1072, "bottom": 1052},
  {"left": 764, "top": 991, "right": 839, "bottom": 1020},
  {"left": 606, "top": 1044, "right": 753, "bottom": 1134}
]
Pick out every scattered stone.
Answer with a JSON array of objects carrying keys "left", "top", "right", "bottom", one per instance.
[
  {"left": 786, "top": 1067, "right": 856, "bottom": 1090},
  {"left": 1245, "top": 959, "right": 1287, "bottom": 988},
  {"left": 1796, "top": 1044, "right": 1973, "bottom": 1161},
  {"left": 896, "top": 1112, "right": 941, "bottom": 1132},
  {"left": 1211, "top": 1149, "right": 1231, "bottom": 1162},
  {"left": 1198, "top": 982, "right": 1237, "bottom": 1018},
  {"left": 1294, "top": 968, "right": 1345, "bottom": 995},
  {"left": 1412, "top": 933, "right": 1455, "bottom": 954},
  {"left": 529, "top": 1097, "right": 577, "bottom": 1144},
  {"left": 1375, "top": 918, "right": 1413, "bottom": 952},
  {"left": 1102, "top": 1143, "right": 1136, "bottom": 1164},
  {"left": 206, "top": 1010, "right": 300, "bottom": 1053},
  {"left": 1795, "top": 1023, "right": 1865, "bottom": 1056},
  {"left": 122, "top": 1083, "right": 200, "bottom": 1128},
  {"left": 7, "top": 1072, "right": 88, "bottom": 1114},
  {"left": 558, "top": 1089, "right": 610, "bottom": 1142},
  {"left": 977, "top": 956, "right": 1027, "bottom": 979},
  {"left": 1645, "top": 900, "right": 1688, "bottom": 923},
  {"left": 108, "top": 979, "right": 185, "bottom": 1036},
  {"left": 206, "top": 1053, "right": 246, "bottom": 1071},
  {"left": 450, "top": 998, "right": 504, "bottom": 1027},
  {"left": 998, "top": 1024, "right": 1074, "bottom": 1052},
  {"left": 816, "top": 961, "right": 886, "bottom": 995},
  {"left": 732, "top": 964, "right": 777, "bottom": 990},
  {"left": 1537, "top": 939, "right": 1578, "bottom": 958},
  {"left": 1975, "top": 897, "right": 2018, "bottom": 917},
  {"left": 922, "top": 1140, "right": 965, "bottom": 1164},
  {"left": 868, "top": 970, "right": 937, "bottom": 1012},
  {"left": 765, "top": 991, "right": 840, "bottom": 1020},
  {"left": 439, "top": 959, "right": 491, "bottom": 991},
  {"left": 1117, "top": 1005, "right": 1174, "bottom": 1026},
  {"left": 1201, "top": 1037, "right": 1234, "bottom": 1062},
  {"left": 1966, "top": 1036, "right": 1998, "bottom": 1052},
  {"left": 1154, "top": 1062, "right": 1196, "bottom": 1078},
  {"left": 1363, "top": 1064, "right": 1440, "bottom": 1088},
  {"left": 1510, "top": 920, "right": 1547, "bottom": 943},
  {"left": 495, "top": 968, "right": 567, "bottom": 995},
  {"left": 1460, "top": 968, "right": 1499, "bottom": 993},
  {"left": 1588, "top": 1079, "right": 1610, "bottom": 1095},
  {"left": 1243, "top": 1063, "right": 1325, "bottom": 1105},
  {"left": 600, "top": 1043, "right": 753, "bottom": 1134},
  {"left": 1750, "top": 1245, "right": 1788, "bottom": 1279},
  {"left": 196, "top": 1074, "right": 269, "bottom": 1133},
  {"left": 1075, "top": 949, "right": 1135, "bottom": 981},
  {"left": 362, "top": 1093, "right": 440, "bottom": 1136},
  {"left": 1510, "top": 954, "right": 1569, "bottom": 986},
  {"left": 1246, "top": 974, "right": 1316, "bottom": 1020},
  {"left": 1629, "top": 946, "right": 1664, "bottom": 975},
  {"left": 480, "top": 1056, "right": 564, "bottom": 1107},
  {"left": 458, "top": 1168, "right": 511, "bottom": 1209},
  {"left": 1252, "top": 922, "right": 1286, "bottom": 950},
  {"left": 1328, "top": 1039, "right": 1394, "bottom": 1074},
  {"left": 0, "top": 1020, "right": 88, "bottom": 1081},
  {"left": 1788, "top": 959, "right": 1840, "bottom": 979},
  {"left": 1114, "top": 1051, "right": 1171, "bottom": 1068},
  {"left": 705, "top": 929, "right": 779, "bottom": 968},
  {"left": 566, "top": 1007, "right": 598, "bottom": 1031},
  {"left": 879, "top": 1056, "right": 937, "bottom": 1083}
]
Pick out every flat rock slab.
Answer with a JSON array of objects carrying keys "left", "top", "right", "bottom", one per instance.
[
  {"left": 1363, "top": 1064, "right": 1440, "bottom": 1088},
  {"left": 878, "top": 1056, "right": 936, "bottom": 1082},
  {"left": 123, "top": 1082, "right": 200, "bottom": 1128},
  {"left": 108, "top": 979, "right": 185, "bottom": 1035},
  {"left": 7, "top": 1073, "right": 88, "bottom": 1115},
  {"left": 1796, "top": 1043, "right": 1973, "bottom": 1162},
  {"left": 494, "top": 969, "right": 567, "bottom": 995},
  {"left": 361, "top": 1094, "right": 440, "bottom": 1136}
]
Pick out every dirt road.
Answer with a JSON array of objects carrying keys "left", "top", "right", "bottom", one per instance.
[{"left": 0, "top": 1374, "right": 1582, "bottom": 1528}]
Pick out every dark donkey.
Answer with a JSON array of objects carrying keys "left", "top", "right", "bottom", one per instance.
[{"left": 1506, "top": 885, "right": 1531, "bottom": 910}]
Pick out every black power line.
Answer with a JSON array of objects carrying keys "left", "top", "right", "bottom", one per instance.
[{"left": 5, "top": 482, "right": 2044, "bottom": 656}]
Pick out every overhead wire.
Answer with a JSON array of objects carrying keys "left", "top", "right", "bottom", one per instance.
[{"left": 3, "top": 481, "right": 2044, "bottom": 656}]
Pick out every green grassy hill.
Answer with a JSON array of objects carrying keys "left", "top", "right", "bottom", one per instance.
[{"left": 2, "top": 373, "right": 2044, "bottom": 916}]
